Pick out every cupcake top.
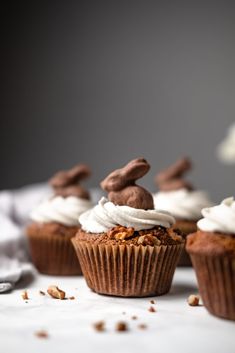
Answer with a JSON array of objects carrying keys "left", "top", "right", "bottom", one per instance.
[
  {"left": 153, "top": 157, "right": 213, "bottom": 221},
  {"left": 186, "top": 197, "right": 235, "bottom": 257},
  {"left": 79, "top": 158, "right": 175, "bottom": 233},
  {"left": 30, "top": 164, "right": 93, "bottom": 226},
  {"left": 198, "top": 197, "right": 235, "bottom": 234}
]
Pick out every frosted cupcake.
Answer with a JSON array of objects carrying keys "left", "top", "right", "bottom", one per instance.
[
  {"left": 153, "top": 157, "right": 213, "bottom": 266},
  {"left": 186, "top": 197, "right": 235, "bottom": 321},
  {"left": 27, "top": 164, "right": 92, "bottom": 275},
  {"left": 72, "top": 158, "right": 184, "bottom": 297}
]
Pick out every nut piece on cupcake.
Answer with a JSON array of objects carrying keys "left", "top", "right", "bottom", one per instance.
[{"left": 72, "top": 158, "right": 184, "bottom": 297}]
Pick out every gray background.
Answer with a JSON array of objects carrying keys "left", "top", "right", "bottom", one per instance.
[{"left": 1, "top": 0, "right": 235, "bottom": 201}]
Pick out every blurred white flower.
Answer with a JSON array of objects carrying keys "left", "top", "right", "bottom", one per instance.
[{"left": 217, "top": 123, "right": 235, "bottom": 164}]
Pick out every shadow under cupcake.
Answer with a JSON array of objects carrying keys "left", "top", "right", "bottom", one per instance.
[
  {"left": 153, "top": 157, "right": 213, "bottom": 266},
  {"left": 26, "top": 164, "right": 93, "bottom": 275},
  {"left": 72, "top": 158, "right": 184, "bottom": 297}
]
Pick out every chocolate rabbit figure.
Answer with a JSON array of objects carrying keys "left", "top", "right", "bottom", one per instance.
[
  {"left": 101, "top": 158, "right": 154, "bottom": 209},
  {"left": 50, "top": 164, "right": 91, "bottom": 199},
  {"left": 155, "top": 157, "right": 193, "bottom": 192}
]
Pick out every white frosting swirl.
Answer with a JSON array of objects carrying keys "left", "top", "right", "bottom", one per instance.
[
  {"left": 153, "top": 189, "right": 213, "bottom": 221},
  {"left": 79, "top": 197, "right": 175, "bottom": 233},
  {"left": 198, "top": 197, "right": 235, "bottom": 234},
  {"left": 31, "top": 196, "right": 93, "bottom": 226}
]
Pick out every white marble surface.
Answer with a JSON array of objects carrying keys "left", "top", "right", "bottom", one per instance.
[{"left": 0, "top": 268, "right": 234, "bottom": 353}]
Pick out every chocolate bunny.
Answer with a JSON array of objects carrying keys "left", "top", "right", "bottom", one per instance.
[
  {"left": 49, "top": 164, "right": 91, "bottom": 199},
  {"left": 155, "top": 157, "right": 193, "bottom": 191},
  {"left": 101, "top": 158, "right": 154, "bottom": 209}
]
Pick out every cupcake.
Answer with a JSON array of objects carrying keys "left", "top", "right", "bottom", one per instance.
[
  {"left": 27, "top": 164, "right": 93, "bottom": 275},
  {"left": 72, "top": 158, "right": 184, "bottom": 297},
  {"left": 186, "top": 197, "right": 235, "bottom": 321},
  {"left": 153, "top": 157, "right": 213, "bottom": 266}
]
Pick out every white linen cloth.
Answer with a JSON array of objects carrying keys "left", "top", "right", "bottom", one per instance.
[
  {"left": 0, "top": 256, "right": 34, "bottom": 293},
  {"left": 0, "top": 183, "right": 103, "bottom": 292},
  {"left": 0, "top": 183, "right": 51, "bottom": 292}
]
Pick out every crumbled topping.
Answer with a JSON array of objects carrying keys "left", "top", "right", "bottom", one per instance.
[
  {"left": 93, "top": 321, "right": 105, "bottom": 332},
  {"left": 108, "top": 226, "right": 134, "bottom": 240},
  {"left": 187, "top": 294, "right": 200, "bottom": 306},
  {"left": 35, "top": 330, "right": 49, "bottom": 339},
  {"left": 115, "top": 321, "right": 128, "bottom": 332},
  {"left": 21, "top": 290, "right": 29, "bottom": 300},
  {"left": 47, "top": 285, "right": 66, "bottom": 300},
  {"left": 148, "top": 306, "right": 156, "bottom": 312}
]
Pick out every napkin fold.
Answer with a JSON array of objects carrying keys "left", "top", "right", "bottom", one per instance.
[
  {"left": 0, "top": 183, "right": 50, "bottom": 292},
  {"left": 0, "top": 256, "right": 34, "bottom": 293}
]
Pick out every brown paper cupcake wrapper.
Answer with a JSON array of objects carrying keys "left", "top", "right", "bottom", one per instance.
[
  {"left": 28, "top": 232, "right": 82, "bottom": 276},
  {"left": 72, "top": 240, "right": 184, "bottom": 297},
  {"left": 190, "top": 254, "right": 235, "bottom": 320},
  {"left": 177, "top": 248, "right": 192, "bottom": 267}
]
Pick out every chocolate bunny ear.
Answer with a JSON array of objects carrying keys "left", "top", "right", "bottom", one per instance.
[
  {"left": 101, "top": 169, "right": 127, "bottom": 192},
  {"left": 155, "top": 157, "right": 193, "bottom": 191},
  {"left": 67, "top": 164, "right": 91, "bottom": 182},
  {"left": 101, "top": 158, "right": 150, "bottom": 192},
  {"left": 123, "top": 158, "right": 150, "bottom": 182},
  {"left": 50, "top": 164, "right": 91, "bottom": 188}
]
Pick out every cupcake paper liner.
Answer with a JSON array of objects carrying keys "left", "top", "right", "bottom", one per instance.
[
  {"left": 28, "top": 232, "right": 82, "bottom": 276},
  {"left": 177, "top": 248, "right": 192, "bottom": 266},
  {"left": 72, "top": 239, "right": 184, "bottom": 297},
  {"left": 190, "top": 254, "right": 235, "bottom": 321},
  {"left": 173, "top": 221, "right": 197, "bottom": 267}
]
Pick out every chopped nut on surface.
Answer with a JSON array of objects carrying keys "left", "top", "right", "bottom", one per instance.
[
  {"left": 187, "top": 294, "right": 200, "bottom": 306},
  {"left": 35, "top": 330, "right": 49, "bottom": 339},
  {"left": 115, "top": 321, "right": 128, "bottom": 332},
  {"left": 150, "top": 300, "right": 156, "bottom": 304},
  {"left": 69, "top": 296, "right": 75, "bottom": 300},
  {"left": 21, "top": 290, "right": 29, "bottom": 300},
  {"left": 47, "top": 285, "right": 66, "bottom": 300},
  {"left": 39, "top": 290, "right": 45, "bottom": 296},
  {"left": 148, "top": 306, "right": 156, "bottom": 313},
  {"left": 138, "top": 324, "right": 147, "bottom": 330},
  {"left": 131, "top": 315, "right": 138, "bottom": 320},
  {"left": 108, "top": 226, "right": 134, "bottom": 240},
  {"left": 93, "top": 321, "right": 105, "bottom": 332}
]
